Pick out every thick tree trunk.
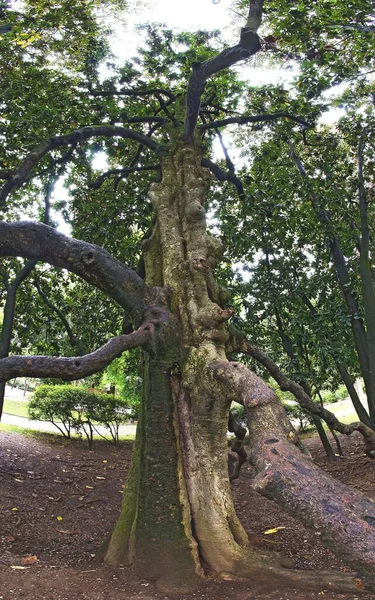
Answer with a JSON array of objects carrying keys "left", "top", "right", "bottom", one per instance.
[
  {"left": 99, "top": 146, "right": 375, "bottom": 593},
  {"left": 99, "top": 355, "right": 201, "bottom": 591},
  {"left": 100, "top": 147, "right": 250, "bottom": 590},
  {"left": 247, "top": 393, "right": 375, "bottom": 577}
]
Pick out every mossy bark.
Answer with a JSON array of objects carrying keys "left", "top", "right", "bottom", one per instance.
[
  {"left": 101, "top": 145, "right": 249, "bottom": 589},
  {"left": 99, "top": 144, "right": 375, "bottom": 594}
]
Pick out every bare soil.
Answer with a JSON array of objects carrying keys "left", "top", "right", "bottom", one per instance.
[{"left": 0, "top": 429, "right": 374, "bottom": 600}]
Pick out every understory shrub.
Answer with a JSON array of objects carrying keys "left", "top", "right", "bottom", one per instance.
[{"left": 29, "top": 385, "right": 130, "bottom": 447}]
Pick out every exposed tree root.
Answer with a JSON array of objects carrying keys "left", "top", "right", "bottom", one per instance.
[
  {"left": 235, "top": 554, "right": 373, "bottom": 594},
  {"left": 247, "top": 400, "right": 375, "bottom": 578}
]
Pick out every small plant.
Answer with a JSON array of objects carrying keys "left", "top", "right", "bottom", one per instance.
[{"left": 29, "top": 385, "right": 131, "bottom": 447}]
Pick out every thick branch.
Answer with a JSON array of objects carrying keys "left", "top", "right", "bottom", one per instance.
[
  {"left": 201, "top": 113, "right": 312, "bottom": 131},
  {"left": 239, "top": 336, "right": 375, "bottom": 457},
  {"left": 0, "top": 326, "right": 152, "bottom": 381},
  {"left": 184, "top": 0, "right": 264, "bottom": 141},
  {"left": 0, "top": 221, "right": 149, "bottom": 323},
  {"left": 0, "top": 126, "right": 166, "bottom": 203}
]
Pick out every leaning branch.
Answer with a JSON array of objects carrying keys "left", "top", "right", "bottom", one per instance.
[
  {"left": 201, "top": 113, "right": 312, "bottom": 131},
  {"left": 0, "top": 126, "right": 166, "bottom": 204},
  {"left": 0, "top": 221, "right": 149, "bottom": 323},
  {"left": 237, "top": 335, "right": 375, "bottom": 457},
  {"left": 0, "top": 326, "right": 152, "bottom": 381}
]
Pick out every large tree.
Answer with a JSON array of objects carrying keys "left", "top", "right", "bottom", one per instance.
[{"left": 1, "top": 0, "right": 375, "bottom": 594}]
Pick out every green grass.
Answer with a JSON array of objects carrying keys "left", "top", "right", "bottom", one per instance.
[
  {"left": 324, "top": 399, "right": 364, "bottom": 424},
  {"left": 0, "top": 421, "right": 136, "bottom": 445},
  {"left": 3, "top": 397, "right": 30, "bottom": 418},
  {"left": 0, "top": 422, "right": 32, "bottom": 435}
]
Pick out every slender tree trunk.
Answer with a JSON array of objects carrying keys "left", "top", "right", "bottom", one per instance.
[
  {"left": 299, "top": 292, "right": 370, "bottom": 425},
  {"left": 0, "top": 259, "right": 37, "bottom": 418},
  {"left": 358, "top": 138, "right": 375, "bottom": 422},
  {"left": 290, "top": 146, "right": 375, "bottom": 425},
  {"left": 274, "top": 308, "right": 335, "bottom": 460},
  {"left": 335, "top": 360, "right": 371, "bottom": 424}
]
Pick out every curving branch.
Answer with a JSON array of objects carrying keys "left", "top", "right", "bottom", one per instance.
[
  {"left": 201, "top": 158, "right": 245, "bottom": 197},
  {"left": 89, "top": 164, "right": 161, "bottom": 190},
  {"left": 233, "top": 333, "right": 375, "bottom": 457},
  {"left": 184, "top": 0, "right": 264, "bottom": 141},
  {"left": 201, "top": 113, "right": 313, "bottom": 131},
  {"left": 0, "top": 325, "right": 153, "bottom": 381},
  {"left": 0, "top": 221, "right": 149, "bottom": 323},
  {"left": 0, "top": 125, "right": 166, "bottom": 204}
]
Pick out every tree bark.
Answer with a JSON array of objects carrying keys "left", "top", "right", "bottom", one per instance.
[
  {"left": 247, "top": 395, "right": 375, "bottom": 578},
  {"left": 100, "top": 147, "right": 375, "bottom": 593}
]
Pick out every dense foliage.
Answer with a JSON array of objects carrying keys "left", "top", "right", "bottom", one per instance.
[{"left": 29, "top": 384, "right": 131, "bottom": 446}]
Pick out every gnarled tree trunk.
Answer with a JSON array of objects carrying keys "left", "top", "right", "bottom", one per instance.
[
  {"left": 99, "top": 147, "right": 375, "bottom": 593},
  {"left": 100, "top": 147, "right": 250, "bottom": 590}
]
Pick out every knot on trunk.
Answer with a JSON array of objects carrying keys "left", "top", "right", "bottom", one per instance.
[
  {"left": 240, "top": 29, "right": 261, "bottom": 53},
  {"left": 81, "top": 250, "right": 95, "bottom": 267}
]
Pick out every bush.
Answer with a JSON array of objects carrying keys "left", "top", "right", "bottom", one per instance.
[
  {"left": 334, "top": 384, "right": 348, "bottom": 402},
  {"left": 230, "top": 402, "right": 246, "bottom": 428},
  {"left": 284, "top": 402, "right": 314, "bottom": 432},
  {"left": 320, "top": 389, "right": 336, "bottom": 404},
  {"left": 29, "top": 385, "right": 130, "bottom": 447}
]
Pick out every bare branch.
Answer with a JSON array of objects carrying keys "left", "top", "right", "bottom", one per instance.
[
  {"left": 201, "top": 158, "right": 245, "bottom": 197},
  {"left": 119, "top": 115, "right": 169, "bottom": 125},
  {"left": 89, "top": 87, "right": 175, "bottom": 100},
  {"left": 215, "top": 129, "right": 235, "bottom": 174},
  {"left": 89, "top": 164, "right": 161, "bottom": 190},
  {"left": 201, "top": 113, "right": 313, "bottom": 131},
  {"left": 0, "top": 326, "right": 152, "bottom": 381},
  {"left": 0, "top": 126, "right": 166, "bottom": 204},
  {"left": 0, "top": 221, "right": 149, "bottom": 322}
]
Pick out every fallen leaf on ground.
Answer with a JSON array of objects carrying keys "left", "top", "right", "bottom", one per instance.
[
  {"left": 264, "top": 527, "right": 287, "bottom": 535},
  {"left": 56, "top": 528, "right": 81, "bottom": 535},
  {"left": 21, "top": 555, "right": 38, "bottom": 565}
]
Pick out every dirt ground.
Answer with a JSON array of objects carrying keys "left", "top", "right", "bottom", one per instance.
[{"left": 0, "top": 429, "right": 374, "bottom": 600}]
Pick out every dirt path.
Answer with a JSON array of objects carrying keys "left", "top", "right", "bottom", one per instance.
[{"left": 0, "top": 430, "right": 374, "bottom": 600}]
